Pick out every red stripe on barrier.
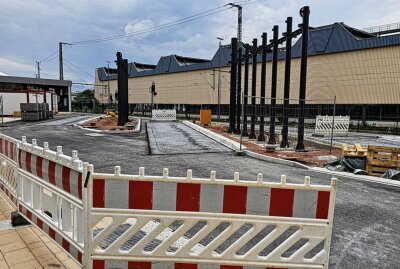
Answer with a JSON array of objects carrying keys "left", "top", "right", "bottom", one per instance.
[
  {"left": 128, "top": 262, "right": 152, "bottom": 269},
  {"left": 25, "top": 152, "right": 32, "bottom": 173},
  {"left": 223, "top": 185, "right": 247, "bottom": 214},
  {"left": 18, "top": 150, "right": 22, "bottom": 167},
  {"left": 77, "top": 252, "right": 82, "bottom": 264},
  {"left": 220, "top": 266, "right": 242, "bottom": 269},
  {"left": 93, "top": 260, "right": 105, "bottom": 269},
  {"left": 48, "top": 161, "right": 56, "bottom": 185},
  {"left": 48, "top": 227, "right": 56, "bottom": 240},
  {"left": 19, "top": 204, "right": 22, "bottom": 212},
  {"left": 62, "top": 166, "right": 71, "bottom": 193},
  {"left": 78, "top": 173, "right": 82, "bottom": 199},
  {"left": 10, "top": 143, "right": 14, "bottom": 161},
  {"left": 0, "top": 138, "right": 2, "bottom": 153},
  {"left": 93, "top": 179, "right": 105, "bottom": 208},
  {"left": 37, "top": 218, "right": 44, "bottom": 229},
  {"left": 26, "top": 210, "right": 32, "bottom": 220},
  {"left": 177, "top": 183, "right": 200, "bottom": 212},
  {"left": 4, "top": 140, "right": 8, "bottom": 158},
  {"left": 62, "top": 238, "right": 70, "bottom": 252},
  {"left": 316, "top": 191, "right": 330, "bottom": 219},
  {"left": 175, "top": 263, "right": 198, "bottom": 269},
  {"left": 36, "top": 156, "right": 43, "bottom": 178},
  {"left": 129, "top": 181, "right": 153, "bottom": 209},
  {"left": 269, "top": 188, "right": 295, "bottom": 217}
]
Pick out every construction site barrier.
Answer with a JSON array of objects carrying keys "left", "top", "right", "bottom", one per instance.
[
  {"left": 315, "top": 115, "right": 350, "bottom": 136},
  {"left": 152, "top": 109, "right": 177, "bottom": 121},
  {"left": 0, "top": 133, "right": 338, "bottom": 269}
]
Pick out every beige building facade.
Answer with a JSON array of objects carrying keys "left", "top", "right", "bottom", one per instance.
[{"left": 94, "top": 22, "right": 400, "bottom": 120}]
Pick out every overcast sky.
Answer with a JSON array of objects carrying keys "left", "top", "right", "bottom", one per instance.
[{"left": 1, "top": 0, "right": 399, "bottom": 91}]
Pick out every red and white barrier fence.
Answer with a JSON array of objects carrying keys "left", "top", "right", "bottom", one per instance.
[
  {"left": 87, "top": 166, "right": 337, "bottom": 269},
  {"left": 0, "top": 134, "right": 86, "bottom": 266},
  {"left": 0, "top": 133, "right": 338, "bottom": 269}
]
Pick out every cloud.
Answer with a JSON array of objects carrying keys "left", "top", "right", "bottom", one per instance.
[
  {"left": 0, "top": 57, "right": 34, "bottom": 75},
  {"left": 0, "top": 0, "right": 399, "bottom": 92},
  {"left": 123, "top": 19, "right": 156, "bottom": 40}
]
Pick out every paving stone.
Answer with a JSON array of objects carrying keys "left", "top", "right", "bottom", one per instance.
[
  {"left": 0, "top": 240, "right": 26, "bottom": 253},
  {"left": 3, "top": 248, "right": 35, "bottom": 266}
]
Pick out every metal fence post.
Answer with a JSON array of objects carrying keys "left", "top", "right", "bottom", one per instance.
[{"left": 330, "top": 96, "right": 336, "bottom": 154}]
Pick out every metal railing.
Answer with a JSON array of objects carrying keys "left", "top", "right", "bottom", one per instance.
[{"left": 362, "top": 22, "right": 400, "bottom": 35}]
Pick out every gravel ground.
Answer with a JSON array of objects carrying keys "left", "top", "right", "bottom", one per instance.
[{"left": 1, "top": 114, "right": 400, "bottom": 269}]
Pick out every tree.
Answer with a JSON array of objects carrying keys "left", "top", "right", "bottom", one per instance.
[{"left": 74, "top": 89, "right": 94, "bottom": 103}]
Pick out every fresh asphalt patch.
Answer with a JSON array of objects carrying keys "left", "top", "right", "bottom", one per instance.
[{"left": 146, "top": 121, "right": 231, "bottom": 155}]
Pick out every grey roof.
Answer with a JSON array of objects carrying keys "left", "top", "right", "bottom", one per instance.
[
  {"left": 98, "top": 22, "right": 400, "bottom": 81},
  {"left": 0, "top": 75, "right": 72, "bottom": 87}
]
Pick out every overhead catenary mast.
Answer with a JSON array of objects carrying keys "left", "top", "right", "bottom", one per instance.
[{"left": 227, "top": 3, "right": 243, "bottom": 45}]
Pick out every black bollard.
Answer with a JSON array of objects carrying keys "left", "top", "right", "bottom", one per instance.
[
  {"left": 228, "top": 38, "right": 238, "bottom": 133},
  {"left": 235, "top": 46, "right": 242, "bottom": 134},
  {"left": 296, "top": 6, "right": 310, "bottom": 151},
  {"left": 258, "top": 32, "right": 267, "bottom": 142},
  {"left": 281, "top": 17, "right": 293, "bottom": 148},
  {"left": 248, "top": 38, "right": 258, "bottom": 139},
  {"left": 242, "top": 44, "right": 250, "bottom": 137},
  {"left": 116, "top": 52, "right": 129, "bottom": 126},
  {"left": 268, "top": 25, "right": 279, "bottom": 145}
]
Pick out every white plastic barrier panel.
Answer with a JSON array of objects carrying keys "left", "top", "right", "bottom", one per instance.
[
  {"left": 315, "top": 115, "right": 350, "bottom": 136},
  {"left": 16, "top": 136, "right": 85, "bottom": 265},
  {"left": 152, "top": 109, "right": 177, "bottom": 121},
  {"left": 87, "top": 166, "right": 337, "bottom": 269},
  {"left": 0, "top": 134, "right": 19, "bottom": 205}
]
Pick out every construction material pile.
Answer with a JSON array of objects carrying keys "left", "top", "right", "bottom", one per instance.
[{"left": 20, "top": 103, "right": 53, "bottom": 121}]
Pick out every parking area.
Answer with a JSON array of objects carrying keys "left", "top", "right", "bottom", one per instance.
[{"left": 1, "top": 114, "right": 400, "bottom": 269}]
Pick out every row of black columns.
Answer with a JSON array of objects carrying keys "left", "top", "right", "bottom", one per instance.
[{"left": 228, "top": 6, "right": 310, "bottom": 151}]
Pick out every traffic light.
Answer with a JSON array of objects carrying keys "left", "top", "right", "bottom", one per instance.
[{"left": 151, "top": 82, "right": 157, "bottom": 96}]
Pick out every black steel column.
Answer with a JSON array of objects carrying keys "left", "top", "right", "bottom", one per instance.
[
  {"left": 258, "top": 32, "right": 267, "bottom": 142},
  {"left": 228, "top": 38, "right": 238, "bottom": 133},
  {"left": 268, "top": 25, "right": 279, "bottom": 145},
  {"left": 296, "top": 6, "right": 310, "bottom": 151},
  {"left": 281, "top": 17, "right": 293, "bottom": 148},
  {"left": 242, "top": 44, "right": 250, "bottom": 136},
  {"left": 235, "top": 46, "right": 242, "bottom": 134},
  {"left": 248, "top": 38, "right": 258, "bottom": 139},
  {"left": 116, "top": 52, "right": 129, "bottom": 126}
]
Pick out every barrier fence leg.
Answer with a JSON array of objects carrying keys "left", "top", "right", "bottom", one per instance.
[
  {"left": 83, "top": 163, "right": 93, "bottom": 269},
  {"left": 329, "top": 96, "right": 336, "bottom": 154}
]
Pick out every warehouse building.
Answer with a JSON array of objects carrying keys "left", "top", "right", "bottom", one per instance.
[
  {"left": 0, "top": 75, "right": 72, "bottom": 115},
  {"left": 94, "top": 22, "right": 400, "bottom": 121}
]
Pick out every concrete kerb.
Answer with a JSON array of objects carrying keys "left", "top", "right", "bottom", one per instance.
[
  {"left": 74, "top": 116, "right": 141, "bottom": 133},
  {"left": 183, "top": 120, "right": 309, "bottom": 169},
  {"left": 311, "top": 167, "right": 400, "bottom": 188}
]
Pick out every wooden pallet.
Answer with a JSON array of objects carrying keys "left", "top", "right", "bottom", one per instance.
[{"left": 366, "top": 145, "right": 400, "bottom": 176}]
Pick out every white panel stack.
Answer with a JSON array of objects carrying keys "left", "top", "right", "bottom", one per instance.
[{"left": 315, "top": 115, "right": 350, "bottom": 136}]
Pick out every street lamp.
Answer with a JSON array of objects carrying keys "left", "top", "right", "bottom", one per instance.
[{"left": 217, "top": 37, "right": 223, "bottom": 121}]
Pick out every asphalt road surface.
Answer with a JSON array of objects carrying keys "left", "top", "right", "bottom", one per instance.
[{"left": 1, "top": 114, "right": 399, "bottom": 269}]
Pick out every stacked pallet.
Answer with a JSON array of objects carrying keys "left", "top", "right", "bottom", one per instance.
[
  {"left": 20, "top": 103, "right": 53, "bottom": 121},
  {"left": 366, "top": 145, "right": 400, "bottom": 176},
  {"left": 342, "top": 143, "right": 367, "bottom": 157}
]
